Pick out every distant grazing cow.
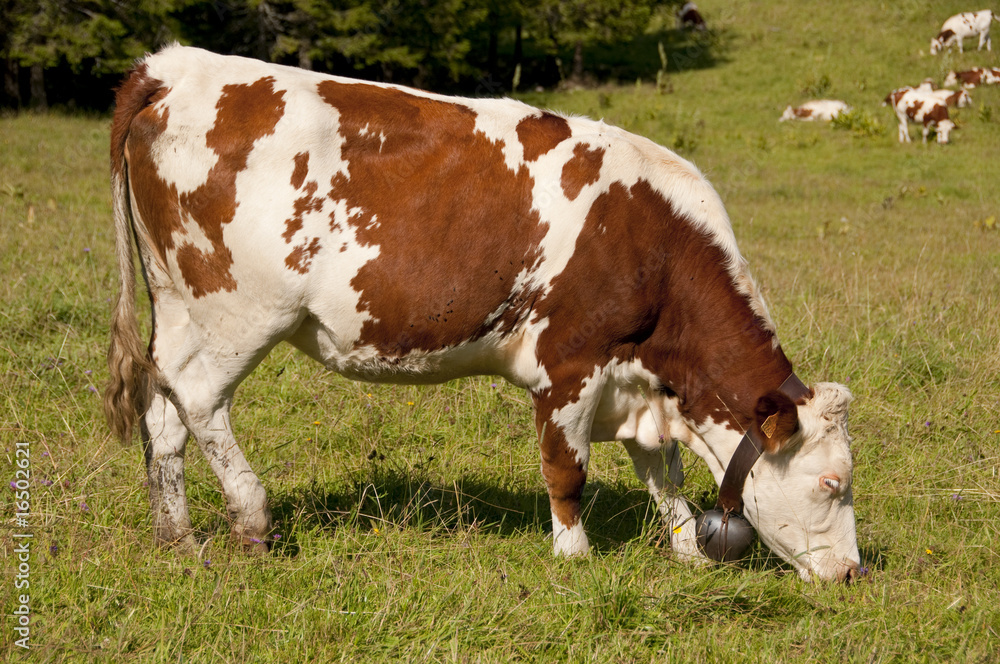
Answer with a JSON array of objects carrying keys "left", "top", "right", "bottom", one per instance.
[
  {"left": 930, "top": 10, "right": 996, "bottom": 54},
  {"left": 944, "top": 67, "right": 1000, "bottom": 88},
  {"left": 890, "top": 82, "right": 973, "bottom": 108},
  {"left": 106, "top": 45, "right": 862, "bottom": 582},
  {"left": 677, "top": 2, "right": 707, "bottom": 31},
  {"left": 780, "top": 100, "right": 851, "bottom": 122},
  {"left": 885, "top": 89, "right": 956, "bottom": 144}
]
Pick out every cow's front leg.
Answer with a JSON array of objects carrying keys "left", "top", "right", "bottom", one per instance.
[
  {"left": 532, "top": 386, "right": 598, "bottom": 556},
  {"left": 621, "top": 438, "right": 705, "bottom": 562}
]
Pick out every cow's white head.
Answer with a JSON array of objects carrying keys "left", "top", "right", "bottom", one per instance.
[
  {"left": 740, "top": 382, "right": 860, "bottom": 581},
  {"left": 935, "top": 119, "right": 956, "bottom": 144}
]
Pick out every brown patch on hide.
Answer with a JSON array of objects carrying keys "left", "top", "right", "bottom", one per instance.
[
  {"left": 175, "top": 76, "right": 287, "bottom": 297},
  {"left": 119, "top": 74, "right": 183, "bottom": 270},
  {"left": 317, "top": 80, "right": 549, "bottom": 356},
  {"left": 560, "top": 143, "right": 605, "bottom": 201},
  {"left": 532, "top": 178, "right": 794, "bottom": 435},
  {"left": 516, "top": 112, "right": 572, "bottom": 162},
  {"left": 923, "top": 103, "right": 949, "bottom": 125},
  {"left": 285, "top": 237, "right": 322, "bottom": 274},
  {"left": 956, "top": 70, "right": 982, "bottom": 86},
  {"left": 291, "top": 151, "right": 309, "bottom": 190},
  {"left": 282, "top": 151, "right": 325, "bottom": 271},
  {"left": 532, "top": 379, "right": 589, "bottom": 530},
  {"left": 905, "top": 99, "right": 925, "bottom": 121}
]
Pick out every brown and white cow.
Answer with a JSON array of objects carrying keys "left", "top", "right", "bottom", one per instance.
[
  {"left": 885, "top": 88, "right": 957, "bottom": 144},
  {"left": 944, "top": 67, "right": 1000, "bottom": 88},
  {"left": 105, "top": 45, "right": 861, "bottom": 582},
  {"left": 888, "top": 82, "right": 972, "bottom": 109},
  {"left": 677, "top": 2, "right": 707, "bottom": 31},
  {"left": 779, "top": 100, "right": 851, "bottom": 122},
  {"left": 930, "top": 10, "right": 996, "bottom": 54}
]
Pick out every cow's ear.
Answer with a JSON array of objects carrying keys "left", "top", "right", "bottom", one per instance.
[{"left": 753, "top": 390, "right": 800, "bottom": 453}]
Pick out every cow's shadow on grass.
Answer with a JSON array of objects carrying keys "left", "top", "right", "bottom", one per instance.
[{"left": 266, "top": 467, "right": 665, "bottom": 558}]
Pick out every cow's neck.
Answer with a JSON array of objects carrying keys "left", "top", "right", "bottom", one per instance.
[
  {"left": 685, "top": 327, "right": 792, "bottom": 433},
  {"left": 640, "top": 253, "right": 793, "bottom": 444}
]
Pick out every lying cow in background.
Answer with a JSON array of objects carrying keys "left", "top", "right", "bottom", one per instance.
[
  {"left": 677, "top": 2, "right": 707, "bottom": 31},
  {"left": 780, "top": 100, "right": 851, "bottom": 122},
  {"left": 105, "top": 44, "right": 862, "bottom": 582},
  {"left": 885, "top": 89, "right": 956, "bottom": 144},
  {"left": 944, "top": 67, "right": 1000, "bottom": 88},
  {"left": 930, "top": 10, "right": 996, "bottom": 53}
]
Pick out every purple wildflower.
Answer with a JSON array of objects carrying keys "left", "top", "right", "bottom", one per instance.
[
  {"left": 83, "top": 247, "right": 91, "bottom": 253},
  {"left": 80, "top": 502, "right": 89, "bottom": 512},
  {"left": 40, "top": 478, "right": 53, "bottom": 486},
  {"left": 951, "top": 493, "right": 963, "bottom": 501},
  {"left": 50, "top": 544, "right": 58, "bottom": 556},
  {"left": 87, "top": 386, "right": 98, "bottom": 394},
  {"left": 203, "top": 559, "right": 211, "bottom": 569}
]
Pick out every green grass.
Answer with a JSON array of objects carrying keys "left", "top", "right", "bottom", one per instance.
[{"left": 3, "top": 1, "right": 1000, "bottom": 661}]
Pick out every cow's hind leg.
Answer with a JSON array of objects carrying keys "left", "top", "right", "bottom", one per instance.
[
  {"left": 896, "top": 117, "right": 910, "bottom": 143},
  {"left": 621, "top": 438, "right": 704, "bottom": 561},
  {"left": 150, "top": 295, "right": 286, "bottom": 552},
  {"left": 143, "top": 388, "right": 197, "bottom": 551},
  {"left": 167, "top": 350, "right": 276, "bottom": 552}
]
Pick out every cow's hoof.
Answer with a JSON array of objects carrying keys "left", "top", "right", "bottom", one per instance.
[
  {"left": 671, "top": 537, "right": 711, "bottom": 565},
  {"left": 232, "top": 531, "right": 270, "bottom": 555},
  {"left": 154, "top": 530, "right": 198, "bottom": 555}
]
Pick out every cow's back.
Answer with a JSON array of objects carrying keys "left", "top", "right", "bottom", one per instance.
[{"left": 118, "top": 45, "right": 750, "bottom": 388}]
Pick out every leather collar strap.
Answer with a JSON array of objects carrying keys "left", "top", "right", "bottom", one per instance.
[{"left": 715, "top": 373, "right": 810, "bottom": 514}]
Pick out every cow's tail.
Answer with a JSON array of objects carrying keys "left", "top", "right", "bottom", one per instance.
[{"left": 103, "top": 60, "right": 159, "bottom": 443}]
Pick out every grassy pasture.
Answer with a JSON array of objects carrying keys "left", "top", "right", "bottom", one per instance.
[{"left": 2, "top": 1, "right": 1000, "bottom": 661}]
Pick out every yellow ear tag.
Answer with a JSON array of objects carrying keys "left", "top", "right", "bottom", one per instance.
[
  {"left": 761, "top": 412, "right": 779, "bottom": 439},
  {"left": 672, "top": 526, "right": 682, "bottom": 534}
]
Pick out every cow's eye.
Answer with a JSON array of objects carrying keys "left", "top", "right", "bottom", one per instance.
[{"left": 820, "top": 475, "right": 841, "bottom": 493}]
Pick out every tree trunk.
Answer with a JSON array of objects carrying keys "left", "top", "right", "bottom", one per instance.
[
  {"left": 3, "top": 59, "right": 20, "bottom": 108},
  {"left": 29, "top": 64, "right": 47, "bottom": 111},
  {"left": 487, "top": 12, "right": 498, "bottom": 80},
  {"left": 571, "top": 40, "right": 584, "bottom": 83},
  {"left": 513, "top": 23, "right": 522, "bottom": 68}
]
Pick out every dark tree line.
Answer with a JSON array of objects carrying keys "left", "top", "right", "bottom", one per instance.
[{"left": 1, "top": 0, "right": 699, "bottom": 110}]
